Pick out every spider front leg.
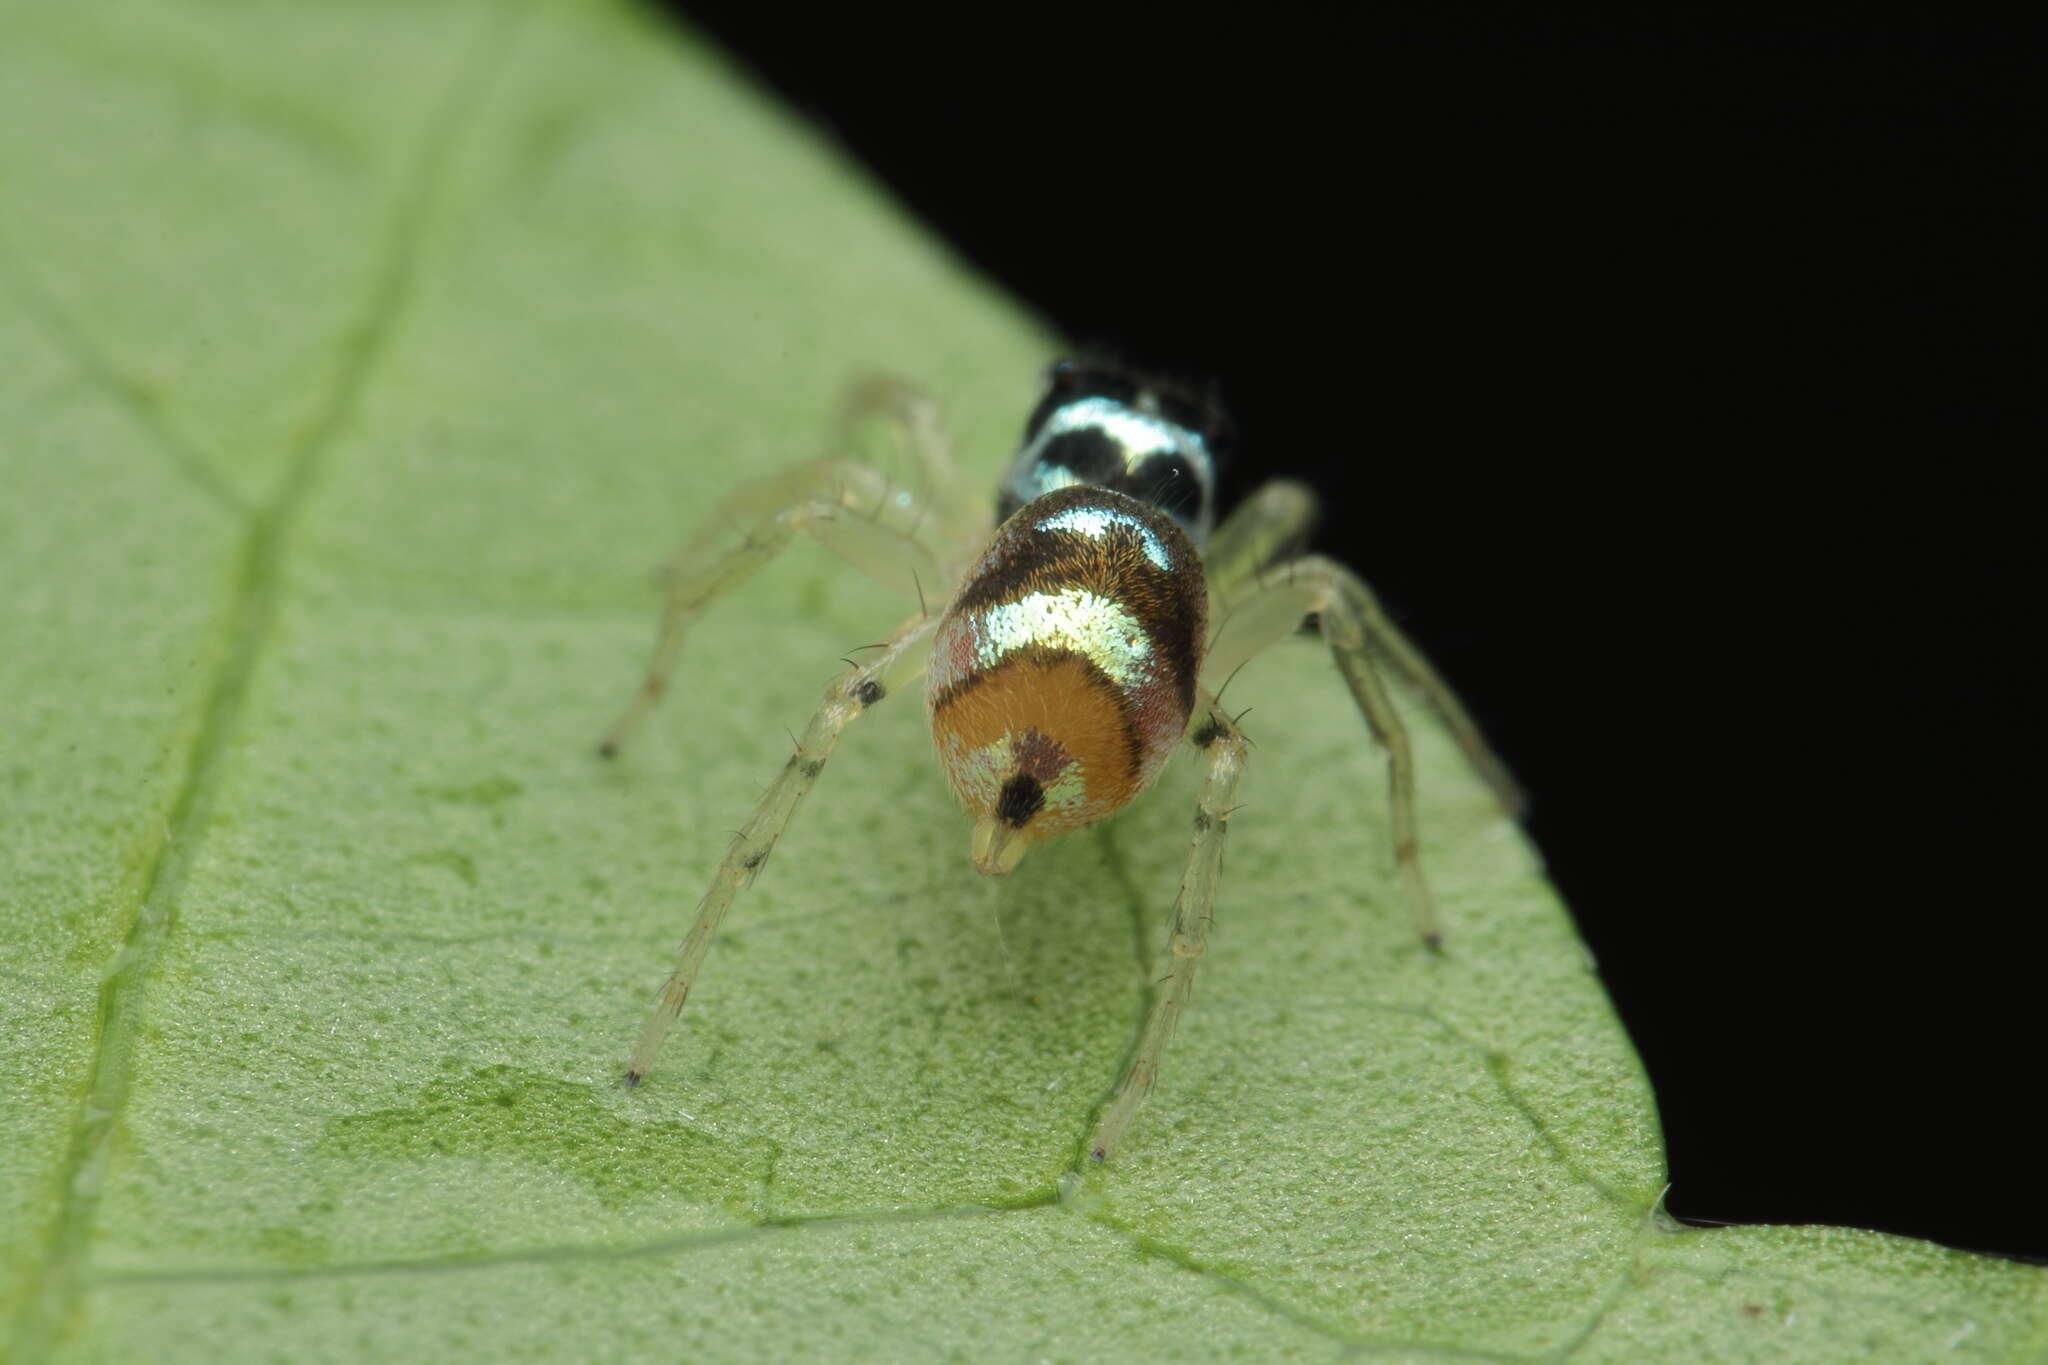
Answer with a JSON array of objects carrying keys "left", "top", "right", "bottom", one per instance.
[
  {"left": 1088, "top": 696, "right": 1249, "bottom": 1162},
  {"left": 1205, "top": 552, "right": 1520, "bottom": 948},
  {"left": 599, "top": 457, "right": 945, "bottom": 758},
  {"left": 625, "top": 611, "right": 938, "bottom": 1084}
]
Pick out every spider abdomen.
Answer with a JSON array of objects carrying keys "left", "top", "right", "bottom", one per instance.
[{"left": 926, "top": 485, "right": 1207, "bottom": 874}]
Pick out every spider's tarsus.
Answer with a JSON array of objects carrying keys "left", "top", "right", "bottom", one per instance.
[
  {"left": 1423, "top": 931, "right": 1445, "bottom": 954},
  {"left": 622, "top": 1067, "right": 644, "bottom": 1087},
  {"left": 1089, "top": 1145, "right": 1107, "bottom": 1163},
  {"left": 597, "top": 740, "right": 619, "bottom": 760}
]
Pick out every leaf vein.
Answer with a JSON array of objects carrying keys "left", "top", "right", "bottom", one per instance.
[
  {"left": 1417, "top": 1005, "right": 1648, "bottom": 1216},
  {"left": 0, "top": 236, "right": 248, "bottom": 519},
  {"left": 1546, "top": 1212, "right": 1653, "bottom": 1362},
  {"left": 4, "top": 6, "right": 521, "bottom": 1358},
  {"left": 1077, "top": 1206, "right": 1540, "bottom": 1362},
  {"left": 89, "top": 1202, "right": 1024, "bottom": 1289}
]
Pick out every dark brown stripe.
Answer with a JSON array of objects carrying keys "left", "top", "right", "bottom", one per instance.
[{"left": 948, "top": 485, "right": 1205, "bottom": 716}]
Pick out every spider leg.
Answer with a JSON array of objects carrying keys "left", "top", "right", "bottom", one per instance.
[
  {"left": 1325, "top": 570, "right": 1525, "bottom": 819},
  {"left": 1088, "top": 695, "right": 1248, "bottom": 1161},
  {"left": 625, "top": 610, "right": 938, "bottom": 1084},
  {"left": 1202, "top": 478, "right": 1319, "bottom": 599},
  {"left": 600, "top": 458, "right": 944, "bottom": 758},
  {"left": 1203, "top": 554, "right": 1521, "bottom": 948},
  {"left": 1207, "top": 486, "right": 1517, "bottom": 809},
  {"left": 837, "top": 375, "right": 987, "bottom": 566}
]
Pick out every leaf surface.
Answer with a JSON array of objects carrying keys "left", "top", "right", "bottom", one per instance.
[{"left": 2, "top": 1, "right": 2043, "bottom": 1359}]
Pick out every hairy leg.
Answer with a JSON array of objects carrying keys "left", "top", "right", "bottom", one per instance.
[
  {"left": 837, "top": 375, "right": 989, "bottom": 568},
  {"left": 624, "top": 610, "right": 938, "bottom": 1083},
  {"left": 1204, "top": 551, "right": 1521, "bottom": 946},
  {"left": 1088, "top": 696, "right": 1249, "bottom": 1161},
  {"left": 599, "top": 458, "right": 944, "bottom": 758}
]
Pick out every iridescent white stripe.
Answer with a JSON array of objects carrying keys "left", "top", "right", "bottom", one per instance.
[
  {"left": 1036, "top": 504, "right": 1172, "bottom": 571},
  {"left": 972, "top": 588, "right": 1150, "bottom": 688},
  {"left": 1039, "top": 396, "right": 1194, "bottom": 468}
]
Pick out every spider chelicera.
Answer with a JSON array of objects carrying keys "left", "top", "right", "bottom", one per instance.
[{"left": 601, "top": 359, "right": 1522, "bottom": 1160}]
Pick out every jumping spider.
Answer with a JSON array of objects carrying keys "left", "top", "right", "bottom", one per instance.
[{"left": 602, "top": 359, "right": 1522, "bottom": 1160}]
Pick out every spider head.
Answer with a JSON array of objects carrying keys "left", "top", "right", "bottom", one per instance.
[{"left": 994, "top": 359, "right": 1225, "bottom": 544}]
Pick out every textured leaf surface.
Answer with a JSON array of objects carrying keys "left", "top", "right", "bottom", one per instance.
[{"left": 2, "top": 2, "right": 2043, "bottom": 1360}]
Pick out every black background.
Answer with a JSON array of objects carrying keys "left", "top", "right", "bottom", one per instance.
[{"left": 660, "top": 3, "right": 2041, "bottom": 1260}]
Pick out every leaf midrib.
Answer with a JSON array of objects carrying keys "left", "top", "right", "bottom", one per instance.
[{"left": 4, "top": 8, "right": 517, "bottom": 1355}]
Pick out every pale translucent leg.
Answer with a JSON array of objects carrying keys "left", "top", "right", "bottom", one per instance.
[
  {"left": 1202, "top": 478, "right": 1319, "bottom": 600},
  {"left": 599, "top": 459, "right": 944, "bottom": 758},
  {"left": 1205, "top": 485, "right": 1521, "bottom": 815},
  {"left": 1328, "top": 573, "right": 1525, "bottom": 819},
  {"left": 1203, "top": 553, "right": 1521, "bottom": 947},
  {"left": 1088, "top": 695, "right": 1249, "bottom": 1161},
  {"left": 836, "top": 375, "right": 989, "bottom": 567},
  {"left": 625, "top": 611, "right": 937, "bottom": 1084}
]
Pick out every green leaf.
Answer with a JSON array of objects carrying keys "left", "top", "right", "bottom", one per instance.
[{"left": 2, "top": 1, "right": 2042, "bottom": 1359}]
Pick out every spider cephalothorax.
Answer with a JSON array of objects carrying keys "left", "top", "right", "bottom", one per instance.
[
  {"left": 601, "top": 361, "right": 1522, "bottom": 1161},
  {"left": 995, "top": 358, "right": 1226, "bottom": 538}
]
